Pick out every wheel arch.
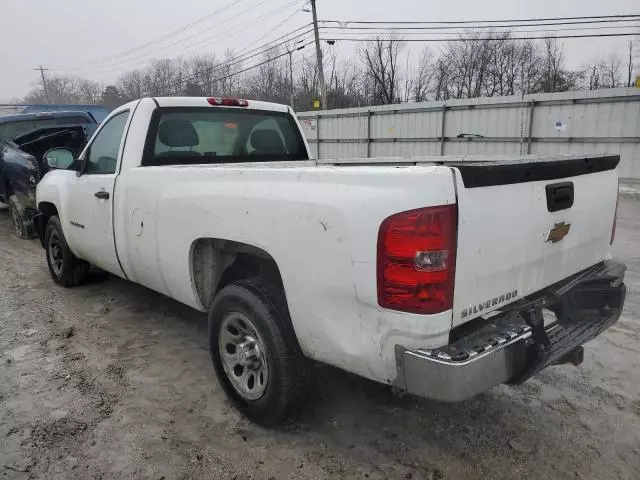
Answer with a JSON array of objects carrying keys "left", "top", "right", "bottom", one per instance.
[
  {"left": 189, "top": 238, "right": 286, "bottom": 312},
  {"left": 36, "top": 201, "right": 59, "bottom": 246}
]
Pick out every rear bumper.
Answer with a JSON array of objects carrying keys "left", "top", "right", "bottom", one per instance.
[{"left": 394, "top": 260, "right": 626, "bottom": 402}]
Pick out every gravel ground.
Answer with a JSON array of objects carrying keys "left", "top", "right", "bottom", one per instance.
[{"left": 1, "top": 198, "right": 639, "bottom": 480}]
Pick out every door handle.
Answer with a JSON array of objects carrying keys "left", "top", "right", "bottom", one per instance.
[
  {"left": 94, "top": 191, "right": 110, "bottom": 200},
  {"left": 545, "top": 182, "right": 574, "bottom": 212}
]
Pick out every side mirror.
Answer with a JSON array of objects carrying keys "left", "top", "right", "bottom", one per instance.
[{"left": 44, "top": 148, "right": 75, "bottom": 170}]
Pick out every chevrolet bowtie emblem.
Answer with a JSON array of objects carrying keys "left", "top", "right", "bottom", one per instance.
[{"left": 546, "top": 222, "right": 571, "bottom": 243}]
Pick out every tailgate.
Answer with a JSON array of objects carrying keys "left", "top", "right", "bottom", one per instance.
[{"left": 450, "top": 154, "right": 619, "bottom": 327}]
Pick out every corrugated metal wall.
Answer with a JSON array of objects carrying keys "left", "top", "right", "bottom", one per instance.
[{"left": 297, "top": 88, "right": 640, "bottom": 180}]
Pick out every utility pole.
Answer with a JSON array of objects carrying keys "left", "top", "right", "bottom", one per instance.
[
  {"left": 286, "top": 40, "right": 305, "bottom": 110},
  {"left": 288, "top": 49, "right": 295, "bottom": 108},
  {"left": 310, "top": 0, "right": 327, "bottom": 110},
  {"left": 35, "top": 65, "right": 50, "bottom": 104}
]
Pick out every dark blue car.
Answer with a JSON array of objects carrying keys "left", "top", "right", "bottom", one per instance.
[
  {"left": 20, "top": 104, "right": 109, "bottom": 123},
  {"left": 0, "top": 111, "right": 99, "bottom": 238}
]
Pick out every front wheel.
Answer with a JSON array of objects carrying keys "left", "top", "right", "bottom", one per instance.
[
  {"left": 209, "top": 278, "right": 311, "bottom": 426},
  {"left": 44, "top": 215, "right": 90, "bottom": 287}
]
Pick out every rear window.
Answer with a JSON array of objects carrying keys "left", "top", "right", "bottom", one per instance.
[{"left": 143, "top": 108, "right": 309, "bottom": 166}]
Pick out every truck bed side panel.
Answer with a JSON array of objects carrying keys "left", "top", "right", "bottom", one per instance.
[{"left": 115, "top": 164, "right": 456, "bottom": 383}]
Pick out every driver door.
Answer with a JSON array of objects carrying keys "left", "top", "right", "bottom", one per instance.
[{"left": 65, "top": 110, "right": 130, "bottom": 277}]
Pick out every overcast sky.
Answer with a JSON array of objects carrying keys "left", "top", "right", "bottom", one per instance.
[{"left": 0, "top": 0, "right": 637, "bottom": 101}]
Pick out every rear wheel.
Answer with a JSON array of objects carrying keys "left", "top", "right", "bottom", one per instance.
[
  {"left": 44, "top": 216, "right": 90, "bottom": 287},
  {"left": 209, "top": 278, "right": 310, "bottom": 426},
  {"left": 8, "top": 195, "right": 35, "bottom": 239}
]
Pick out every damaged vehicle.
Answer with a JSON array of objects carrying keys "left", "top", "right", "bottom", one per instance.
[
  {"left": 0, "top": 111, "right": 98, "bottom": 237},
  {"left": 34, "top": 97, "right": 626, "bottom": 426}
]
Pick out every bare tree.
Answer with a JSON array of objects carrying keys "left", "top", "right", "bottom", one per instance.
[
  {"left": 582, "top": 53, "right": 624, "bottom": 90},
  {"left": 27, "top": 31, "right": 634, "bottom": 110},
  {"left": 585, "top": 63, "right": 602, "bottom": 90},
  {"left": 432, "top": 59, "right": 451, "bottom": 101},
  {"left": 327, "top": 59, "right": 364, "bottom": 109},
  {"left": 535, "top": 38, "right": 581, "bottom": 93},
  {"left": 297, "top": 54, "right": 321, "bottom": 109},
  {"left": 538, "top": 38, "right": 563, "bottom": 92},
  {"left": 486, "top": 35, "right": 536, "bottom": 96},
  {"left": 360, "top": 37, "right": 402, "bottom": 105},
  {"left": 218, "top": 50, "right": 242, "bottom": 96},
  {"left": 117, "top": 70, "right": 144, "bottom": 100},
  {"left": 246, "top": 48, "right": 288, "bottom": 103},
  {"left": 102, "top": 85, "right": 127, "bottom": 109},
  {"left": 187, "top": 54, "right": 220, "bottom": 95},
  {"left": 517, "top": 40, "right": 540, "bottom": 94},
  {"left": 23, "top": 76, "right": 102, "bottom": 104},
  {"left": 409, "top": 47, "right": 435, "bottom": 102},
  {"left": 440, "top": 32, "right": 503, "bottom": 99},
  {"left": 601, "top": 54, "right": 623, "bottom": 88}
]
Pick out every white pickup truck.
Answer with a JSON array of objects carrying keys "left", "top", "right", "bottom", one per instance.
[{"left": 35, "top": 97, "right": 626, "bottom": 426}]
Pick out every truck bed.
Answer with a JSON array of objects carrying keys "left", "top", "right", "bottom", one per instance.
[{"left": 319, "top": 153, "right": 619, "bottom": 186}]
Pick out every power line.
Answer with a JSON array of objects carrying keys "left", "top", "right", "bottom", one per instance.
[
  {"left": 320, "top": 24, "right": 640, "bottom": 36},
  {"left": 158, "top": 28, "right": 312, "bottom": 89},
  {"left": 55, "top": 1, "right": 294, "bottom": 75},
  {"left": 50, "top": 0, "right": 248, "bottom": 68},
  {"left": 113, "top": 24, "right": 312, "bottom": 96},
  {"left": 319, "top": 18, "right": 640, "bottom": 30},
  {"left": 185, "top": 47, "right": 323, "bottom": 95},
  {"left": 161, "top": 0, "right": 306, "bottom": 62},
  {"left": 145, "top": 36, "right": 315, "bottom": 95},
  {"left": 207, "top": 41, "right": 313, "bottom": 82},
  {"left": 319, "top": 14, "right": 640, "bottom": 25},
  {"left": 158, "top": 39, "right": 312, "bottom": 95},
  {"left": 139, "top": 0, "right": 304, "bottom": 66},
  {"left": 154, "top": 40, "right": 315, "bottom": 95},
  {"left": 93, "top": 22, "right": 313, "bottom": 82},
  {"left": 320, "top": 32, "right": 640, "bottom": 42},
  {"left": 207, "top": 24, "right": 313, "bottom": 73},
  {"left": 235, "top": 5, "right": 305, "bottom": 57}
]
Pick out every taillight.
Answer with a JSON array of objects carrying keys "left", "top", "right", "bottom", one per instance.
[
  {"left": 207, "top": 97, "right": 249, "bottom": 107},
  {"left": 377, "top": 205, "right": 457, "bottom": 314}
]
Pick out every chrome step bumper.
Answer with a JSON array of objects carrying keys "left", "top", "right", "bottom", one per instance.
[{"left": 394, "top": 260, "right": 626, "bottom": 402}]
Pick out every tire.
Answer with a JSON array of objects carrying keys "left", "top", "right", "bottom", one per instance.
[
  {"left": 8, "top": 194, "right": 35, "bottom": 239},
  {"left": 44, "top": 215, "right": 90, "bottom": 287},
  {"left": 209, "top": 278, "right": 311, "bottom": 426}
]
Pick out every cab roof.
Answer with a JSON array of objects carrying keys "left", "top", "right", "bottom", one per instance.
[
  {"left": 152, "top": 97, "right": 291, "bottom": 113},
  {"left": 0, "top": 110, "right": 97, "bottom": 125}
]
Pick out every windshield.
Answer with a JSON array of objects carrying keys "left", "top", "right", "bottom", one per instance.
[
  {"left": 143, "top": 108, "right": 308, "bottom": 166},
  {"left": 0, "top": 116, "right": 93, "bottom": 143}
]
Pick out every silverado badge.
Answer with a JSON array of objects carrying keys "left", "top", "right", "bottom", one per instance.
[{"left": 546, "top": 222, "right": 571, "bottom": 243}]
